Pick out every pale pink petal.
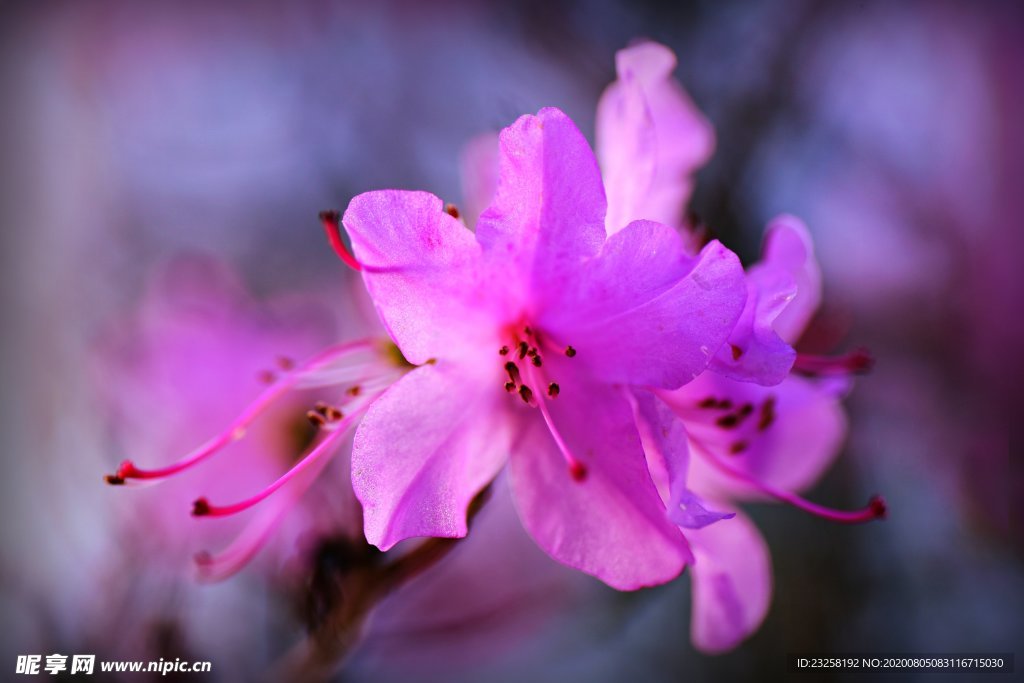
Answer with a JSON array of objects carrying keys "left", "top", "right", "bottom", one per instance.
[
  {"left": 541, "top": 225, "right": 746, "bottom": 389},
  {"left": 708, "top": 264, "right": 797, "bottom": 386},
  {"left": 689, "top": 509, "right": 772, "bottom": 653},
  {"left": 761, "top": 215, "right": 822, "bottom": 343},
  {"left": 476, "top": 107, "right": 607, "bottom": 298},
  {"left": 596, "top": 40, "right": 715, "bottom": 233},
  {"left": 632, "top": 390, "right": 735, "bottom": 529},
  {"left": 509, "top": 368, "right": 691, "bottom": 590},
  {"left": 459, "top": 132, "right": 500, "bottom": 230},
  {"left": 352, "top": 362, "right": 511, "bottom": 550},
  {"left": 661, "top": 372, "right": 847, "bottom": 499},
  {"left": 342, "top": 190, "right": 500, "bottom": 365}
]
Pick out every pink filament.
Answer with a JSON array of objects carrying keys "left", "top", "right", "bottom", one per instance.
[
  {"left": 793, "top": 348, "right": 874, "bottom": 376},
  {"left": 692, "top": 438, "right": 886, "bottom": 524},
  {"left": 192, "top": 414, "right": 353, "bottom": 518},
  {"left": 110, "top": 339, "right": 375, "bottom": 482},
  {"left": 523, "top": 361, "right": 587, "bottom": 481}
]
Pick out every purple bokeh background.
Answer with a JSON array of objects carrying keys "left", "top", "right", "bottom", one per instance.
[{"left": 1, "top": 1, "right": 1019, "bottom": 681}]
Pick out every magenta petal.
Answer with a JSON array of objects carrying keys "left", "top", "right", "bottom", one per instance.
[
  {"left": 343, "top": 190, "right": 498, "bottom": 365},
  {"left": 596, "top": 40, "right": 715, "bottom": 233},
  {"left": 509, "top": 373, "right": 691, "bottom": 590},
  {"left": 352, "top": 362, "right": 511, "bottom": 550},
  {"left": 689, "top": 509, "right": 772, "bottom": 653},
  {"left": 663, "top": 372, "right": 847, "bottom": 498},
  {"left": 708, "top": 264, "right": 797, "bottom": 386},
  {"left": 476, "top": 108, "right": 607, "bottom": 296},
  {"left": 760, "top": 215, "right": 822, "bottom": 344},
  {"left": 543, "top": 225, "right": 746, "bottom": 389}
]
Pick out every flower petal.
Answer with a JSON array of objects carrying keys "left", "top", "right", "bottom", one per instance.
[
  {"left": 542, "top": 223, "right": 746, "bottom": 389},
  {"left": 342, "top": 190, "right": 499, "bottom": 365},
  {"left": 476, "top": 107, "right": 607, "bottom": 298},
  {"left": 708, "top": 263, "right": 797, "bottom": 386},
  {"left": 661, "top": 372, "right": 847, "bottom": 498},
  {"left": 689, "top": 509, "right": 772, "bottom": 653},
  {"left": 352, "top": 362, "right": 511, "bottom": 550},
  {"left": 508, "top": 370, "right": 691, "bottom": 590},
  {"left": 632, "top": 391, "right": 735, "bottom": 529},
  {"left": 596, "top": 41, "right": 715, "bottom": 234},
  {"left": 761, "top": 215, "right": 822, "bottom": 344}
]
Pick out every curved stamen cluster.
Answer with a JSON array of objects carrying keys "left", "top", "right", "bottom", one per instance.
[
  {"left": 498, "top": 326, "right": 585, "bottom": 481},
  {"left": 694, "top": 393, "right": 777, "bottom": 456},
  {"left": 105, "top": 338, "right": 409, "bottom": 578}
]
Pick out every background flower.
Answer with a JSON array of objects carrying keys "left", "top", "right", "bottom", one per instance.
[{"left": 1, "top": 0, "right": 1020, "bottom": 680}]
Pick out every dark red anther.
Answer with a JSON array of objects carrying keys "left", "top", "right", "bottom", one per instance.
[
  {"left": 347, "top": 385, "right": 361, "bottom": 397},
  {"left": 257, "top": 370, "right": 276, "bottom": 384},
  {"left": 104, "top": 474, "right": 125, "bottom": 486},
  {"left": 276, "top": 356, "right": 295, "bottom": 371},
  {"left": 518, "top": 385, "right": 533, "bottom": 404},
  {"left": 319, "top": 210, "right": 363, "bottom": 272},
  {"left": 730, "top": 344, "right": 744, "bottom": 361},
  {"left": 547, "top": 382, "right": 560, "bottom": 398},
  {"left": 444, "top": 203, "right": 460, "bottom": 219},
  {"left": 531, "top": 354, "right": 542, "bottom": 367},
  {"left": 517, "top": 341, "right": 529, "bottom": 359},
  {"left": 698, "top": 396, "right": 718, "bottom": 409},
  {"left": 307, "top": 410, "right": 327, "bottom": 428},
  {"left": 739, "top": 403, "right": 754, "bottom": 417},
  {"left": 192, "top": 497, "right": 212, "bottom": 517},
  {"left": 729, "top": 440, "right": 749, "bottom": 454},
  {"left": 569, "top": 460, "right": 588, "bottom": 482},
  {"left": 869, "top": 495, "right": 888, "bottom": 520},
  {"left": 504, "top": 381, "right": 516, "bottom": 392},
  {"left": 758, "top": 396, "right": 777, "bottom": 431},
  {"left": 717, "top": 399, "right": 733, "bottom": 410},
  {"left": 716, "top": 414, "right": 740, "bottom": 429},
  {"left": 499, "top": 345, "right": 510, "bottom": 356},
  {"left": 565, "top": 346, "right": 577, "bottom": 358},
  {"left": 504, "top": 361, "right": 522, "bottom": 385}
]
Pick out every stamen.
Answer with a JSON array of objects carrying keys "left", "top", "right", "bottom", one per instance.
[
  {"left": 320, "top": 210, "right": 363, "bottom": 272},
  {"left": 518, "top": 385, "right": 533, "bottom": 404},
  {"left": 104, "top": 340, "right": 377, "bottom": 483},
  {"left": 793, "top": 348, "right": 874, "bottom": 376},
  {"left": 306, "top": 410, "right": 327, "bottom": 428},
  {"left": 443, "top": 203, "right": 460, "bottom": 219},
  {"left": 530, "top": 354, "right": 542, "bottom": 367},
  {"left": 504, "top": 381, "right": 516, "bottom": 392},
  {"left": 698, "top": 396, "right": 718, "bottom": 409},
  {"left": 191, "top": 420, "right": 352, "bottom": 518},
  {"left": 499, "top": 345, "right": 510, "bottom": 356},
  {"left": 730, "top": 344, "right": 744, "bottom": 361},
  {"left": 692, "top": 437, "right": 886, "bottom": 524},
  {"left": 517, "top": 341, "right": 529, "bottom": 359},
  {"left": 504, "top": 361, "right": 522, "bottom": 386},
  {"left": 522, "top": 361, "right": 587, "bottom": 482},
  {"left": 757, "top": 396, "right": 777, "bottom": 431},
  {"left": 547, "top": 382, "right": 559, "bottom": 398},
  {"left": 565, "top": 345, "right": 576, "bottom": 358}
]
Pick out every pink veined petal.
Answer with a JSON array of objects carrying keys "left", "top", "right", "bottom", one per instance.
[
  {"left": 509, "top": 368, "right": 692, "bottom": 590},
  {"left": 352, "top": 362, "right": 511, "bottom": 550},
  {"left": 459, "top": 132, "right": 500, "bottom": 231},
  {"left": 689, "top": 508, "right": 772, "bottom": 653},
  {"left": 661, "top": 372, "right": 847, "bottom": 498},
  {"left": 761, "top": 215, "right": 822, "bottom": 344},
  {"left": 708, "top": 262, "right": 797, "bottom": 386},
  {"left": 596, "top": 40, "right": 715, "bottom": 234},
  {"left": 476, "top": 107, "right": 607, "bottom": 300},
  {"left": 632, "top": 390, "right": 735, "bottom": 529},
  {"left": 342, "top": 190, "right": 500, "bottom": 365},
  {"left": 541, "top": 224, "right": 746, "bottom": 389}
]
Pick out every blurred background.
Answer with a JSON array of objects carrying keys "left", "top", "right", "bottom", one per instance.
[{"left": 1, "top": 0, "right": 1019, "bottom": 681}]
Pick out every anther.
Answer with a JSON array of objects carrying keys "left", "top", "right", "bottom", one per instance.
[
  {"left": 517, "top": 341, "right": 529, "bottom": 359},
  {"left": 758, "top": 396, "right": 777, "bottom": 431},
  {"left": 276, "top": 356, "right": 295, "bottom": 371},
  {"left": 793, "top": 348, "right": 875, "bottom": 376},
  {"left": 716, "top": 414, "right": 740, "bottom": 429},
  {"left": 443, "top": 203, "right": 460, "bottom": 219},
  {"left": 325, "top": 406, "right": 343, "bottom": 422},
  {"left": 257, "top": 370, "right": 276, "bottom": 384},
  {"left": 504, "top": 361, "right": 522, "bottom": 385},
  {"left": 192, "top": 497, "right": 212, "bottom": 516},
  {"left": 569, "top": 461, "right": 588, "bottom": 482},
  {"left": 307, "top": 410, "right": 327, "bottom": 428},
  {"left": 717, "top": 399, "right": 733, "bottom": 410},
  {"left": 499, "top": 345, "right": 510, "bottom": 356},
  {"left": 730, "top": 344, "right": 744, "bottom": 361},
  {"left": 565, "top": 346, "right": 576, "bottom": 358},
  {"left": 504, "top": 381, "right": 516, "bottom": 392},
  {"left": 104, "top": 474, "right": 125, "bottom": 486},
  {"left": 698, "top": 396, "right": 718, "bottom": 409},
  {"left": 531, "top": 354, "right": 542, "bottom": 367},
  {"left": 729, "top": 440, "right": 749, "bottom": 454},
  {"left": 347, "top": 385, "right": 362, "bottom": 397},
  {"left": 547, "top": 382, "right": 560, "bottom": 398},
  {"left": 519, "top": 385, "right": 533, "bottom": 404},
  {"left": 739, "top": 403, "right": 754, "bottom": 417}
]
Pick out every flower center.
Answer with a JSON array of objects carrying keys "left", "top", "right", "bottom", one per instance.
[{"left": 497, "top": 325, "right": 586, "bottom": 482}]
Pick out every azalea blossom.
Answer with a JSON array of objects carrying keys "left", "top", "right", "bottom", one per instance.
[
  {"left": 341, "top": 106, "right": 749, "bottom": 590},
  {"left": 596, "top": 40, "right": 885, "bottom": 652}
]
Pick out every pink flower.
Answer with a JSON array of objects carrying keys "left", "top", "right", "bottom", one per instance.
[
  {"left": 341, "top": 106, "right": 748, "bottom": 590},
  {"left": 596, "top": 40, "right": 884, "bottom": 652}
]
